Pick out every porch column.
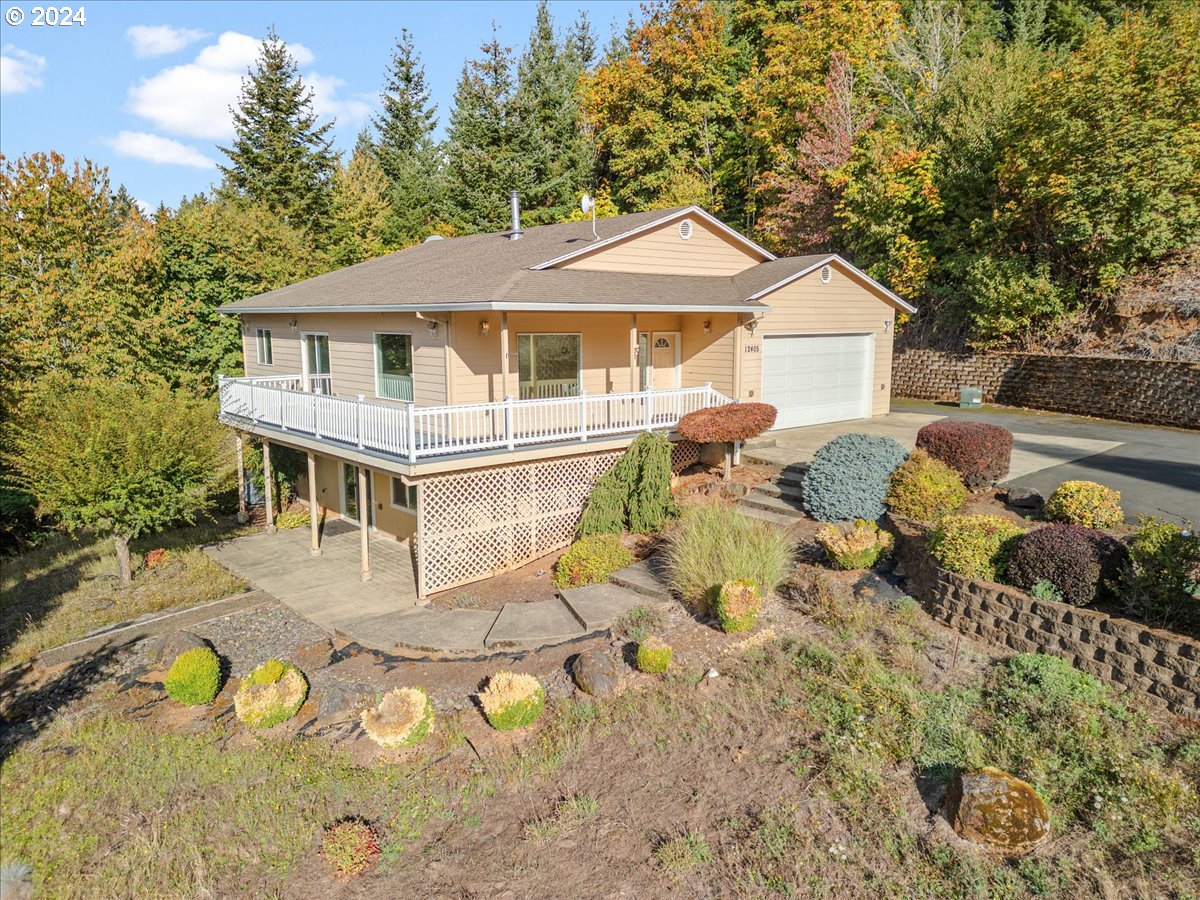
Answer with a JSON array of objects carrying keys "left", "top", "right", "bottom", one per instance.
[
  {"left": 358, "top": 466, "right": 372, "bottom": 582},
  {"left": 499, "top": 311, "right": 510, "bottom": 398},
  {"left": 262, "top": 439, "right": 275, "bottom": 533},
  {"left": 629, "top": 313, "right": 638, "bottom": 391},
  {"left": 235, "top": 433, "right": 248, "bottom": 524},
  {"left": 307, "top": 451, "right": 321, "bottom": 556}
]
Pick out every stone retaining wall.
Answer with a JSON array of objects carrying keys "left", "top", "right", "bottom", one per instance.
[
  {"left": 887, "top": 514, "right": 1200, "bottom": 720},
  {"left": 891, "top": 350, "right": 1200, "bottom": 429}
]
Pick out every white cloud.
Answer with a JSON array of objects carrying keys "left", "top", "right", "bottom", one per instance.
[
  {"left": 126, "top": 32, "right": 337, "bottom": 141},
  {"left": 1, "top": 46, "right": 46, "bottom": 95},
  {"left": 308, "top": 73, "right": 372, "bottom": 126},
  {"left": 106, "top": 130, "right": 216, "bottom": 169},
  {"left": 126, "top": 25, "right": 208, "bottom": 58}
]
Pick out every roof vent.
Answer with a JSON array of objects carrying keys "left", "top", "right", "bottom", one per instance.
[
  {"left": 423, "top": 234, "right": 444, "bottom": 243},
  {"left": 820, "top": 264, "right": 832, "bottom": 283},
  {"left": 678, "top": 219, "right": 693, "bottom": 241},
  {"left": 509, "top": 190, "right": 522, "bottom": 241}
]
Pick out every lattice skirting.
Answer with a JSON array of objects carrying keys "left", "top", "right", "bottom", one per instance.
[{"left": 416, "top": 439, "right": 701, "bottom": 595}]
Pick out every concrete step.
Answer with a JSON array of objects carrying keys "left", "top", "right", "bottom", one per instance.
[
  {"left": 608, "top": 559, "right": 673, "bottom": 603},
  {"left": 559, "top": 583, "right": 650, "bottom": 632},
  {"left": 739, "top": 492, "right": 806, "bottom": 518},
  {"left": 734, "top": 502, "right": 802, "bottom": 527},
  {"left": 483, "top": 598, "right": 588, "bottom": 651},
  {"left": 342, "top": 606, "right": 499, "bottom": 655},
  {"left": 752, "top": 481, "right": 803, "bottom": 502}
]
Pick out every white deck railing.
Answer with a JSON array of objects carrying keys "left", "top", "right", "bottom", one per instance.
[{"left": 218, "top": 375, "right": 731, "bottom": 462}]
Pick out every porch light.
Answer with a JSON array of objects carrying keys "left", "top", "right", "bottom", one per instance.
[
  {"left": 288, "top": 319, "right": 298, "bottom": 330},
  {"left": 702, "top": 319, "right": 712, "bottom": 334},
  {"left": 744, "top": 319, "right": 758, "bottom": 335},
  {"left": 427, "top": 320, "right": 438, "bottom": 336},
  {"left": 884, "top": 319, "right": 892, "bottom": 333},
  {"left": 480, "top": 319, "right": 490, "bottom": 337}
]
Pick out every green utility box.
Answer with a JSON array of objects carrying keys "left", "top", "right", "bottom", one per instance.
[{"left": 959, "top": 386, "right": 983, "bottom": 409}]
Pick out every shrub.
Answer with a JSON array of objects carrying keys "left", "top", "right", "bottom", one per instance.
[
  {"left": 612, "top": 604, "right": 666, "bottom": 641},
  {"left": 636, "top": 636, "right": 672, "bottom": 673},
  {"left": 577, "top": 433, "right": 678, "bottom": 536},
  {"left": 816, "top": 520, "right": 894, "bottom": 570},
  {"left": 928, "top": 514, "right": 1026, "bottom": 581},
  {"left": 715, "top": 579, "right": 762, "bottom": 632},
  {"left": 143, "top": 548, "right": 168, "bottom": 568},
  {"left": 321, "top": 818, "right": 380, "bottom": 877},
  {"left": 1043, "top": 480, "right": 1123, "bottom": 529},
  {"left": 553, "top": 534, "right": 634, "bottom": 589},
  {"left": 915, "top": 420, "right": 1013, "bottom": 490},
  {"left": 163, "top": 646, "right": 221, "bottom": 706},
  {"left": 273, "top": 510, "right": 308, "bottom": 529},
  {"left": 1122, "top": 516, "right": 1200, "bottom": 626},
  {"left": 360, "top": 687, "right": 435, "bottom": 749},
  {"left": 665, "top": 501, "right": 795, "bottom": 610},
  {"left": 886, "top": 449, "right": 968, "bottom": 522},
  {"left": 780, "top": 565, "right": 870, "bottom": 632},
  {"left": 1007, "top": 524, "right": 1129, "bottom": 607},
  {"left": 1029, "top": 579, "right": 1063, "bottom": 603},
  {"left": 677, "top": 403, "right": 777, "bottom": 443},
  {"left": 479, "top": 672, "right": 545, "bottom": 731},
  {"left": 802, "top": 433, "right": 909, "bottom": 521},
  {"left": 234, "top": 659, "right": 308, "bottom": 729}
]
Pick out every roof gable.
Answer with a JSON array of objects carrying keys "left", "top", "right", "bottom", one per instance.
[{"left": 741, "top": 254, "right": 917, "bottom": 313}]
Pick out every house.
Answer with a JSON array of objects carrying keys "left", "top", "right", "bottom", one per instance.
[{"left": 217, "top": 202, "right": 914, "bottom": 597}]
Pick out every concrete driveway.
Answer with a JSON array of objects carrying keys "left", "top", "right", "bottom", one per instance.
[{"left": 745, "top": 399, "right": 1199, "bottom": 525}]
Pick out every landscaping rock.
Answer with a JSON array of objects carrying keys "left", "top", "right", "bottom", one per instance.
[
  {"left": 1005, "top": 486, "right": 1044, "bottom": 510},
  {"left": 853, "top": 571, "right": 910, "bottom": 607},
  {"left": 944, "top": 767, "right": 1050, "bottom": 856},
  {"left": 571, "top": 649, "right": 622, "bottom": 696},
  {"left": 147, "top": 630, "right": 208, "bottom": 669},
  {"left": 315, "top": 679, "right": 377, "bottom": 723},
  {"left": 292, "top": 637, "right": 337, "bottom": 672}
]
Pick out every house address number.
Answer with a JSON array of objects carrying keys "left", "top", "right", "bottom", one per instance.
[{"left": 744, "top": 344, "right": 761, "bottom": 353}]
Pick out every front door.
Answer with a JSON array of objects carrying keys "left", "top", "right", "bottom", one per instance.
[
  {"left": 650, "top": 332, "right": 680, "bottom": 390},
  {"left": 302, "top": 333, "right": 331, "bottom": 394}
]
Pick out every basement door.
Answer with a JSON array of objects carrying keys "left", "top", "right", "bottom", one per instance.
[{"left": 761, "top": 334, "right": 874, "bottom": 429}]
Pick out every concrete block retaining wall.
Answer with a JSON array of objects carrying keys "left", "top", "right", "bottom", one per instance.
[
  {"left": 887, "top": 514, "right": 1200, "bottom": 721},
  {"left": 891, "top": 350, "right": 1200, "bottom": 430}
]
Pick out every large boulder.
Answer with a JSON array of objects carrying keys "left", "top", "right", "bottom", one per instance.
[
  {"left": 1005, "top": 486, "right": 1044, "bottom": 510},
  {"left": 147, "top": 630, "right": 208, "bottom": 669},
  {"left": 571, "top": 649, "right": 622, "bottom": 697},
  {"left": 944, "top": 767, "right": 1050, "bottom": 856}
]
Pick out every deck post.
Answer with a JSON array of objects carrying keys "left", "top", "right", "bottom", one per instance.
[
  {"left": 262, "top": 439, "right": 275, "bottom": 533},
  {"left": 579, "top": 390, "right": 588, "bottom": 442},
  {"left": 235, "top": 432, "right": 248, "bottom": 524},
  {"left": 629, "top": 313, "right": 638, "bottom": 391},
  {"left": 307, "top": 450, "right": 320, "bottom": 556},
  {"left": 358, "top": 466, "right": 372, "bottom": 582},
  {"left": 499, "top": 311, "right": 510, "bottom": 398},
  {"left": 356, "top": 394, "right": 365, "bottom": 448},
  {"left": 504, "top": 396, "right": 515, "bottom": 450}
]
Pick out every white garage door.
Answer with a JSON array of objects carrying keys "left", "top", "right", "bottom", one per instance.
[{"left": 762, "top": 334, "right": 873, "bottom": 429}]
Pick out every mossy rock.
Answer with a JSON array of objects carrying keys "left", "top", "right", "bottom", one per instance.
[{"left": 944, "top": 766, "right": 1050, "bottom": 856}]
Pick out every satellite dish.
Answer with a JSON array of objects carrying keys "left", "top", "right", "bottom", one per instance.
[{"left": 580, "top": 193, "right": 594, "bottom": 214}]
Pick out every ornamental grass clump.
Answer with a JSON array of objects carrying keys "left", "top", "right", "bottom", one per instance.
[
  {"left": 234, "top": 659, "right": 308, "bottom": 729},
  {"left": 886, "top": 449, "right": 968, "bottom": 522},
  {"left": 636, "top": 636, "right": 672, "bottom": 673},
  {"left": 360, "top": 687, "right": 435, "bottom": 749},
  {"left": 715, "top": 578, "right": 762, "bottom": 632},
  {"left": 1043, "top": 480, "right": 1124, "bottom": 529},
  {"left": 320, "top": 818, "right": 381, "bottom": 877},
  {"left": 915, "top": 421, "right": 1013, "bottom": 490},
  {"left": 479, "top": 672, "right": 545, "bottom": 732},
  {"left": 553, "top": 534, "right": 634, "bottom": 589},
  {"left": 273, "top": 511, "right": 309, "bottom": 529},
  {"left": 163, "top": 646, "right": 222, "bottom": 706},
  {"left": 928, "top": 515, "right": 1026, "bottom": 582},
  {"left": 816, "top": 520, "right": 894, "bottom": 570},
  {"left": 1006, "top": 524, "right": 1129, "bottom": 607},
  {"left": 802, "top": 433, "right": 909, "bottom": 521}
]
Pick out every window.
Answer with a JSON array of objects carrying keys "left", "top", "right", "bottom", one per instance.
[
  {"left": 375, "top": 333, "right": 413, "bottom": 401},
  {"left": 517, "top": 333, "right": 581, "bottom": 399},
  {"left": 391, "top": 477, "right": 417, "bottom": 511},
  {"left": 255, "top": 328, "right": 273, "bottom": 365}
]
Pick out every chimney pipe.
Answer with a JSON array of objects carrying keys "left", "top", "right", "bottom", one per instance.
[{"left": 509, "top": 190, "right": 522, "bottom": 240}]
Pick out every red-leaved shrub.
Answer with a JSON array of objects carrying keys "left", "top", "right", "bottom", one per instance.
[
  {"left": 677, "top": 403, "right": 777, "bottom": 443},
  {"left": 915, "top": 421, "right": 1013, "bottom": 490},
  {"left": 1007, "top": 523, "right": 1129, "bottom": 607}
]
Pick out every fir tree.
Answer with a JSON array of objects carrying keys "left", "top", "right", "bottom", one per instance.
[
  {"left": 353, "top": 126, "right": 377, "bottom": 159},
  {"left": 218, "top": 28, "right": 338, "bottom": 236}
]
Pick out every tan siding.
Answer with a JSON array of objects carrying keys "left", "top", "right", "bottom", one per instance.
[
  {"left": 237, "top": 312, "right": 447, "bottom": 406},
  {"left": 749, "top": 265, "right": 895, "bottom": 416},
  {"left": 372, "top": 470, "right": 417, "bottom": 540},
  {"left": 296, "top": 454, "right": 416, "bottom": 540},
  {"left": 680, "top": 313, "right": 737, "bottom": 395},
  {"left": 560, "top": 218, "right": 762, "bottom": 275}
]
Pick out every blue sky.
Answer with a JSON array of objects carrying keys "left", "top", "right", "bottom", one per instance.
[{"left": 0, "top": 0, "right": 637, "bottom": 210}]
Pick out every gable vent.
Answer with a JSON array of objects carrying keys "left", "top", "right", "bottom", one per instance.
[
  {"left": 678, "top": 219, "right": 693, "bottom": 241},
  {"left": 820, "top": 264, "right": 832, "bottom": 283}
]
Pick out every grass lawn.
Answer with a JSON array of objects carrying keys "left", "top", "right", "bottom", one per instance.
[{"left": 0, "top": 519, "right": 252, "bottom": 669}]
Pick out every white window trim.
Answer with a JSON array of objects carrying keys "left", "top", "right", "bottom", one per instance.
[
  {"left": 372, "top": 331, "right": 414, "bottom": 400},
  {"left": 517, "top": 332, "right": 584, "bottom": 394},
  {"left": 390, "top": 476, "right": 418, "bottom": 514},
  {"left": 255, "top": 327, "right": 273, "bottom": 366}
]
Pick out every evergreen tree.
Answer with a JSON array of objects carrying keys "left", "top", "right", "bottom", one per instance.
[
  {"left": 218, "top": 28, "right": 338, "bottom": 236},
  {"left": 353, "top": 126, "right": 377, "bottom": 158},
  {"left": 568, "top": 10, "right": 597, "bottom": 70},
  {"left": 327, "top": 149, "right": 392, "bottom": 267}
]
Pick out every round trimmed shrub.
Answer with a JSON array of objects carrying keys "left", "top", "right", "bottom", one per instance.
[
  {"left": 361, "top": 687, "right": 435, "bottom": 749},
  {"left": 164, "top": 646, "right": 221, "bottom": 705},
  {"left": 321, "top": 818, "right": 380, "bottom": 877},
  {"left": 677, "top": 403, "right": 777, "bottom": 443},
  {"left": 928, "top": 514, "right": 1026, "bottom": 582},
  {"left": 553, "top": 534, "right": 634, "bottom": 589},
  {"left": 802, "top": 434, "right": 909, "bottom": 521},
  {"left": 479, "top": 672, "right": 545, "bottom": 732},
  {"left": 234, "top": 659, "right": 308, "bottom": 729},
  {"left": 636, "top": 636, "right": 672, "bottom": 673},
  {"left": 915, "top": 421, "right": 1013, "bottom": 490},
  {"left": 1007, "top": 524, "right": 1129, "bottom": 607},
  {"left": 1043, "top": 480, "right": 1123, "bottom": 529},
  {"left": 715, "top": 578, "right": 762, "bottom": 632},
  {"left": 816, "top": 520, "right": 894, "bottom": 570},
  {"left": 886, "top": 449, "right": 968, "bottom": 522}
]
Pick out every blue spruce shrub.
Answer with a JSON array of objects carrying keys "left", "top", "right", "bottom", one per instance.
[{"left": 802, "top": 434, "right": 909, "bottom": 521}]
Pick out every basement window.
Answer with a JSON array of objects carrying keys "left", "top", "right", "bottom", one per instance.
[{"left": 390, "top": 477, "right": 417, "bottom": 511}]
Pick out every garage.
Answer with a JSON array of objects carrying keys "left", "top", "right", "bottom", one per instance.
[{"left": 761, "top": 334, "right": 874, "bottom": 429}]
